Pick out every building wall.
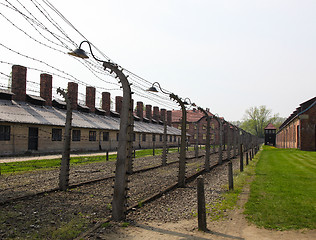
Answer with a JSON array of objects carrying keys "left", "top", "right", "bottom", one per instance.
[
  {"left": 300, "top": 105, "right": 316, "bottom": 151},
  {"left": 276, "top": 103, "right": 316, "bottom": 151},
  {"left": 172, "top": 118, "right": 220, "bottom": 145},
  {"left": 0, "top": 123, "right": 181, "bottom": 156},
  {"left": 276, "top": 119, "right": 300, "bottom": 149}
]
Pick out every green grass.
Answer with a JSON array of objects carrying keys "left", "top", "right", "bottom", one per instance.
[
  {"left": 0, "top": 154, "right": 116, "bottom": 174},
  {"left": 205, "top": 149, "right": 260, "bottom": 221},
  {"left": 0, "top": 147, "right": 181, "bottom": 175},
  {"left": 245, "top": 146, "right": 316, "bottom": 230}
]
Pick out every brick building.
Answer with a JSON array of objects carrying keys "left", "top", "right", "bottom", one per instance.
[
  {"left": 171, "top": 108, "right": 221, "bottom": 145},
  {"left": 0, "top": 65, "right": 182, "bottom": 156},
  {"left": 276, "top": 97, "right": 316, "bottom": 151}
]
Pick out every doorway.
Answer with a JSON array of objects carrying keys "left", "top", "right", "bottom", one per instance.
[{"left": 28, "top": 127, "right": 38, "bottom": 150}]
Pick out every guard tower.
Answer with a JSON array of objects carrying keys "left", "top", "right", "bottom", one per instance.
[{"left": 264, "top": 123, "right": 276, "bottom": 146}]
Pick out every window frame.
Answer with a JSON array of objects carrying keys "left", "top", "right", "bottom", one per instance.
[
  {"left": 103, "top": 131, "right": 109, "bottom": 141},
  {"left": 72, "top": 129, "right": 81, "bottom": 141},
  {"left": 0, "top": 125, "right": 10, "bottom": 141},
  {"left": 52, "top": 128, "right": 62, "bottom": 141},
  {"left": 89, "top": 131, "right": 97, "bottom": 141}
]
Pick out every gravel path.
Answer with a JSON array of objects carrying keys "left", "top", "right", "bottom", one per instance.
[{"left": 0, "top": 148, "right": 243, "bottom": 239}]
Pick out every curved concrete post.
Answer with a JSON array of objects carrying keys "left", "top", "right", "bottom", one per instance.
[
  {"left": 104, "top": 62, "right": 134, "bottom": 221},
  {"left": 170, "top": 93, "right": 187, "bottom": 187}
]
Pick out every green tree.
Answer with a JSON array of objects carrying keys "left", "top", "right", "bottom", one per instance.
[{"left": 240, "top": 106, "right": 281, "bottom": 138}]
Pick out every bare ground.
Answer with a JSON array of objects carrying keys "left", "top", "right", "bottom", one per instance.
[
  {"left": 1, "top": 149, "right": 315, "bottom": 239},
  {"left": 89, "top": 170, "right": 316, "bottom": 240}
]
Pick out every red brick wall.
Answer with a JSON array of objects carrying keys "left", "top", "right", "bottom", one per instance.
[
  {"left": 300, "top": 104, "right": 316, "bottom": 151},
  {"left": 276, "top": 103, "right": 315, "bottom": 151}
]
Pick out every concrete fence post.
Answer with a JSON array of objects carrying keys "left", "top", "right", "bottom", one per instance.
[
  {"left": 228, "top": 161, "right": 234, "bottom": 191},
  {"left": 197, "top": 176, "right": 207, "bottom": 232},
  {"left": 240, "top": 144, "right": 244, "bottom": 172},
  {"left": 57, "top": 88, "right": 73, "bottom": 191},
  {"left": 162, "top": 120, "right": 167, "bottom": 166}
]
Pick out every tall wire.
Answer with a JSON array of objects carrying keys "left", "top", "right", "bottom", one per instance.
[{"left": 0, "top": 0, "right": 184, "bottom": 111}]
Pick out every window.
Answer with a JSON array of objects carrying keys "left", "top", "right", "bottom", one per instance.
[
  {"left": 211, "top": 124, "right": 215, "bottom": 130},
  {"left": 0, "top": 125, "right": 10, "bottom": 141},
  {"left": 116, "top": 133, "right": 119, "bottom": 141},
  {"left": 202, "top": 125, "right": 206, "bottom": 130},
  {"left": 174, "top": 136, "right": 176, "bottom": 142},
  {"left": 169, "top": 135, "right": 172, "bottom": 142},
  {"left": 178, "top": 125, "right": 181, "bottom": 130},
  {"left": 194, "top": 125, "right": 197, "bottom": 130},
  {"left": 89, "top": 131, "right": 96, "bottom": 141},
  {"left": 203, "top": 134, "right": 206, "bottom": 140},
  {"left": 194, "top": 134, "right": 197, "bottom": 139},
  {"left": 160, "top": 134, "right": 163, "bottom": 142},
  {"left": 142, "top": 134, "right": 146, "bottom": 142},
  {"left": 103, "top": 132, "right": 109, "bottom": 141},
  {"left": 152, "top": 134, "right": 156, "bottom": 142},
  {"left": 72, "top": 130, "right": 81, "bottom": 141},
  {"left": 186, "top": 124, "right": 189, "bottom": 130},
  {"left": 52, "top": 128, "right": 62, "bottom": 141},
  {"left": 133, "top": 133, "right": 136, "bottom": 142}
]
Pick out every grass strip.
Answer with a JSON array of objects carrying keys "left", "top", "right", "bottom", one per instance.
[
  {"left": 0, "top": 147, "right": 180, "bottom": 175},
  {"left": 244, "top": 146, "right": 316, "bottom": 230},
  {"left": 205, "top": 149, "right": 260, "bottom": 221}
]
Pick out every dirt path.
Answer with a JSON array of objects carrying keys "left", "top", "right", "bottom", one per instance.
[{"left": 100, "top": 183, "right": 316, "bottom": 240}]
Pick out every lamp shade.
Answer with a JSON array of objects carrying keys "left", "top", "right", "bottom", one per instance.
[
  {"left": 147, "top": 86, "right": 159, "bottom": 92},
  {"left": 68, "top": 48, "right": 89, "bottom": 59}
]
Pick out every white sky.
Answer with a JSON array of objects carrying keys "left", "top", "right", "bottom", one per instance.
[{"left": 1, "top": 0, "right": 315, "bottom": 121}]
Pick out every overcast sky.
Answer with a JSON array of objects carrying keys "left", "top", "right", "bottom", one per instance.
[{"left": 1, "top": 0, "right": 315, "bottom": 121}]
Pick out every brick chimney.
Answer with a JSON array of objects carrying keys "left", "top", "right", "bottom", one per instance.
[
  {"left": 115, "top": 96, "right": 123, "bottom": 114},
  {"left": 160, "top": 108, "right": 166, "bottom": 122},
  {"left": 40, "top": 73, "right": 52, "bottom": 106},
  {"left": 136, "top": 101, "right": 143, "bottom": 120},
  {"left": 146, "top": 104, "right": 152, "bottom": 122},
  {"left": 12, "top": 65, "right": 27, "bottom": 102},
  {"left": 153, "top": 106, "right": 160, "bottom": 122},
  {"left": 102, "top": 92, "right": 111, "bottom": 116},
  {"left": 167, "top": 110, "right": 172, "bottom": 126},
  {"left": 68, "top": 82, "right": 78, "bottom": 110},
  {"left": 86, "top": 86, "right": 96, "bottom": 113}
]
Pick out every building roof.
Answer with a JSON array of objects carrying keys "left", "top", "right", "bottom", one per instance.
[
  {"left": 264, "top": 123, "right": 276, "bottom": 130},
  {"left": 0, "top": 99, "right": 183, "bottom": 136},
  {"left": 279, "top": 96, "right": 316, "bottom": 131},
  {"left": 172, "top": 109, "right": 213, "bottom": 123}
]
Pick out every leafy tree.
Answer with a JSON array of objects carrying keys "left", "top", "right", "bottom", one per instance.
[{"left": 240, "top": 106, "right": 282, "bottom": 138}]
